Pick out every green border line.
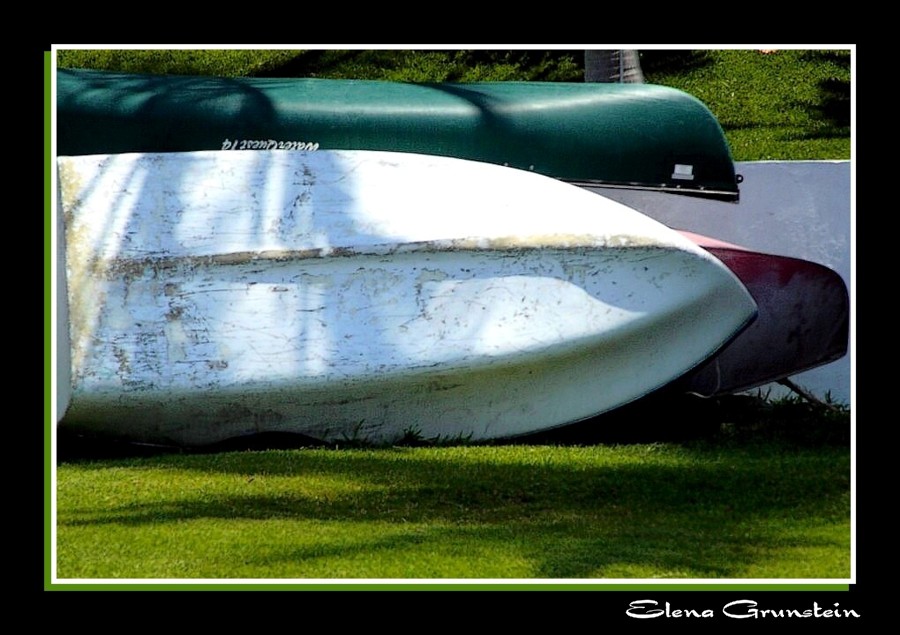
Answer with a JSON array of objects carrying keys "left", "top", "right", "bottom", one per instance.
[
  {"left": 45, "top": 49, "right": 53, "bottom": 591},
  {"left": 48, "top": 583, "right": 849, "bottom": 592}
]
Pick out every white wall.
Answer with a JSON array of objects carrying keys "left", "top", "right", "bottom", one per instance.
[{"left": 595, "top": 161, "right": 853, "bottom": 405}]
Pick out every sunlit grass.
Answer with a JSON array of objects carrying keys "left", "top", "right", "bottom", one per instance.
[{"left": 57, "top": 440, "right": 850, "bottom": 580}]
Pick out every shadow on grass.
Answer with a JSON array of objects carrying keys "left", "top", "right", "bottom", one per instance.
[
  {"left": 781, "top": 51, "right": 850, "bottom": 140},
  {"left": 524, "top": 390, "right": 850, "bottom": 447},
  {"left": 253, "top": 49, "right": 382, "bottom": 78},
  {"left": 719, "top": 119, "right": 849, "bottom": 146},
  {"left": 782, "top": 74, "right": 850, "bottom": 142},
  {"left": 254, "top": 50, "right": 584, "bottom": 82},
  {"left": 57, "top": 397, "right": 850, "bottom": 578},
  {"left": 638, "top": 50, "right": 716, "bottom": 76},
  {"left": 785, "top": 84, "right": 850, "bottom": 143},
  {"left": 813, "top": 77, "right": 851, "bottom": 127},
  {"left": 57, "top": 389, "right": 851, "bottom": 462}
]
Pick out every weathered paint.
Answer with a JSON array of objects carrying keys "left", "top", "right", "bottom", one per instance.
[{"left": 56, "top": 150, "right": 757, "bottom": 445}]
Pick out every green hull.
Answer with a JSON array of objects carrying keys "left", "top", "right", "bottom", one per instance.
[{"left": 57, "top": 68, "right": 739, "bottom": 200}]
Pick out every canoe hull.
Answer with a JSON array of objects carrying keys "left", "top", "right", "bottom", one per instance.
[
  {"left": 62, "top": 246, "right": 754, "bottom": 445},
  {"left": 56, "top": 150, "right": 756, "bottom": 445},
  {"left": 674, "top": 232, "right": 849, "bottom": 396},
  {"left": 57, "top": 68, "right": 740, "bottom": 200}
]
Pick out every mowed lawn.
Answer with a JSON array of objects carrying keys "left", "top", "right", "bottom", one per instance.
[{"left": 56, "top": 436, "right": 850, "bottom": 581}]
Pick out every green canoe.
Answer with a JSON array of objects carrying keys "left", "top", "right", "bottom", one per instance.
[{"left": 56, "top": 68, "right": 740, "bottom": 201}]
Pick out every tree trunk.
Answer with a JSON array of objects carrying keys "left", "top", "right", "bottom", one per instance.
[{"left": 584, "top": 50, "right": 644, "bottom": 83}]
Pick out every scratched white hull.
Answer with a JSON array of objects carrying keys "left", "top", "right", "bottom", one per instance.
[{"left": 56, "top": 150, "right": 756, "bottom": 445}]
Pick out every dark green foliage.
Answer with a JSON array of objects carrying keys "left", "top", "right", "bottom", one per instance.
[
  {"left": 516, "top": 391, "right": 850, "bottom": 448},
  {"left": 56, "top": 49, "right": 584, "bottom": 82},
  {"left": 712, "top": 393, "right": 851, "bottom": 447},
  {"left": 259, "top": 49, "right": 584, "bottom": 82},
  {"left": 638, "top": 49, "right": 716, "bottom": 75},
  {"left": 55, "top": 49, "right": 303, "bottom": 77}
]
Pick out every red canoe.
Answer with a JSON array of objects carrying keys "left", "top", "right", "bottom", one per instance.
[{"left": 674, "top": 231, "right": 849, "bottom": 396}]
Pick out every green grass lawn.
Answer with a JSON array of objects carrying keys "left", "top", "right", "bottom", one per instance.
[
  {"left": 55, "top": 396, "right": 851, "bottom": 582},
  {"left": 640, "top": 49, "right": 850, "bottom": 161},
  {"left": 57, "top": 441, "right": 850, "bottom": 580}
]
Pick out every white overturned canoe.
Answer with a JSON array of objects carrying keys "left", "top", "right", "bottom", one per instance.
[{"left": 56, "top": 150, "right": 756, "bottom": 446}]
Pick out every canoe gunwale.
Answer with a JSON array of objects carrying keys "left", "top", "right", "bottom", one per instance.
[{"left": 565, "top": 178, "right": 740, "bottom": 203}]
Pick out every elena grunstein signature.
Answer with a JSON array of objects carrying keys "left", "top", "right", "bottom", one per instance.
[{"left": 626, "top": 599, "right": 861, "bottom": 620}]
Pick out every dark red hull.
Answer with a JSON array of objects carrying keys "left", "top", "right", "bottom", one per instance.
[{"left": 676, "top": 231, "right": 849, "bottom": 396}]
